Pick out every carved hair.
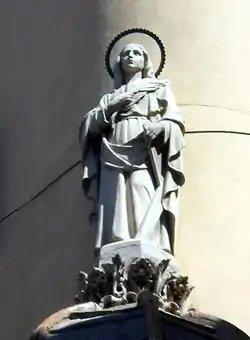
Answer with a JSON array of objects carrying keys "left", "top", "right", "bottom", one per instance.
[{"left": 113, "top": 44, "right": 155, "bottom": 89}]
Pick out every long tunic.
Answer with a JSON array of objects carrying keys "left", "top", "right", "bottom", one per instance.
[{"left": 79, "top": 78, "right": 185, "bottom": 253}]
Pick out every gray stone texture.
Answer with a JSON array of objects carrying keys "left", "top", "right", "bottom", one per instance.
[{"left": 0, "top": 2, "right": 103, "bottom": 339}]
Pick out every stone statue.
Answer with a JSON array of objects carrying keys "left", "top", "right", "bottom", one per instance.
[
  {"left": 30, "top": 29, "right": 249, "bottom": 340},
  {"left": 79, "top": 33, "right": 185, "bottom": 254}
]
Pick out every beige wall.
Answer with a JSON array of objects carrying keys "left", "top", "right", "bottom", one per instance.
[{"left": 98, "top": 0, "right": 250, "bottom": 334}]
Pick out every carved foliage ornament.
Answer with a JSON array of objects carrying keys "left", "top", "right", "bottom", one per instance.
[{"left": 75, "top": 255, "right": 194, "bottom": 316}]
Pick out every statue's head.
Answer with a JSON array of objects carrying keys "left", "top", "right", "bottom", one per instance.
[{"left": 113, "top": 43, "right": 155, "bottom": 88}]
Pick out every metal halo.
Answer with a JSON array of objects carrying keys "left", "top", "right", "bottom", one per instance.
[{"left": 105, "top": 28, "right": 166, "bottom": 79}]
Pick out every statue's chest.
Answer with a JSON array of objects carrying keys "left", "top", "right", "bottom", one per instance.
[{"left": 110, "top": 118, "right": 147, "bottom": 145}]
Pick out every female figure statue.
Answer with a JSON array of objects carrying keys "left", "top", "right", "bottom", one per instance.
[{"left": 79, "top": 43, "right": 185, "bottom": 254}]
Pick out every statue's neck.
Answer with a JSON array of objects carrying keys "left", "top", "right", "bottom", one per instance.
[{"left": 124, "top": 71, "right": 142, "bottom": 85}]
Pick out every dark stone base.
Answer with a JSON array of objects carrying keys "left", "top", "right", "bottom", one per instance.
[{"left": 30, "top": 303, "right": 249, "bottom": 340}]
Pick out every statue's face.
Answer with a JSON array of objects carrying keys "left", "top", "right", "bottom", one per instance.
[{"left": 120, "top": 44, "right": 145, "bottom": 74}]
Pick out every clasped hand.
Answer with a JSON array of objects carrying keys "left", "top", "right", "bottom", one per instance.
[
  {"left": 143, "top": 121, "right": 169, "bottom": 141},
  {"left": 106, "top": 92, "right": 135, "bottom": 116}
]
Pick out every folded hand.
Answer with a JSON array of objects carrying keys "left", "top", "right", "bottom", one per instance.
[
  {"left": 143, "top": 121, "right": 169, "bottom": 141},
  {"left": 107, "top": 92, "right": 135, "bottom": 116}
]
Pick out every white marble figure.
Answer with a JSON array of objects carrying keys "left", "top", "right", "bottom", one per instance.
[{"left": 79, "top": 43, "right": 185, "bottom": 254}]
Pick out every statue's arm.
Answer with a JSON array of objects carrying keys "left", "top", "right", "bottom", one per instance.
[
  {"left": 86, "top": 93, "right": 112, "bottom": 135},
  {"left": 144, "top": 85, "right": 183, "bottom": 145},
  {"left": 158, "top": 85, "right": 184, "bottom": 142},
  {"left": 85, "top": 91, "right": 134, "bottom": 135}
]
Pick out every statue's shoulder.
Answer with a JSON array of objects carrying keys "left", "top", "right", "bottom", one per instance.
[
  {"left": 152, "top": 79, "right": 170, "bottom": 96},
  {"left": 155, "top": 79, "right": 177, "bottom": 105},
  {"left": 158, "top": 78, "right": 170, "bottom": 87},
  {"left": 155, "top": 79, "right": 170, "bottom": 96}
]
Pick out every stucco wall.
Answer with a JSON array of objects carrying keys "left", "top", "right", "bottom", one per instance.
[{"left": 0, "top": 1, "right": 249, "bottom": 339}]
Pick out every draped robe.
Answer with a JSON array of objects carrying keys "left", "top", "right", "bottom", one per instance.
[{"left": 79, "top": 78, "right": 185, "bottom": 254}]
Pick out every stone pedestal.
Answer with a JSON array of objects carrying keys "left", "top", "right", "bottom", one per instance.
[{"left": 99, "top": 240, "right": 180, "bottom": 272}]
